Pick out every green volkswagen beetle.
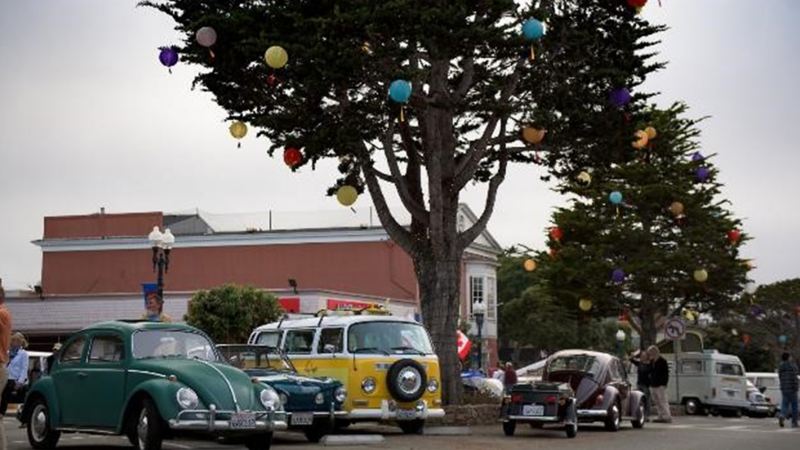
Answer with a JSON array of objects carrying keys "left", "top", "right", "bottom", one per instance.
[{"left": 17, "top": 321, "right": 287, "bottom": 450}]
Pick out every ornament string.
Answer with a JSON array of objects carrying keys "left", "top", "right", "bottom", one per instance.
[
  {"left": 529, "top": 45, "right": 536, "bottom": 61},
  {"left": 399, "top": 105, "right": 406, "bottom": 123}
]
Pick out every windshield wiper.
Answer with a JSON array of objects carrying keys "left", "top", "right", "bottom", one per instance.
[
  {"left": 391, "top": 346, "right": 426, "bottom": 355},
  {"left": 352, "top": 347, "right": 390, "bottom": 356}
]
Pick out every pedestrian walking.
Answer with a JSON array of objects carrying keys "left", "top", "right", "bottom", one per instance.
[
  {"left": 0, "top": 280, "right": 13, "bottom": 450},
  {"left": 1, "top": 332, "right": 29, "bottom": 415},
  {"left": 630, "top": 350, "right": 652, "bottom": 421},
  {"left": 778, "top": 352, "right": 799, "bottom": 428},
  {"left": 503, "top": 362, "right": 518, "bottom": 393},
  {"left": 647, "top": 345, "right": 672, "bottom": 423}
]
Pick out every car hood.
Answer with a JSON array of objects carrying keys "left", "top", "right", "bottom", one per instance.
[
  {"left": 245, "top": 370, "right": 339, "bottom": 391},
  {"left": 134, "top": 359, "right": 262, "bottom": 411}
]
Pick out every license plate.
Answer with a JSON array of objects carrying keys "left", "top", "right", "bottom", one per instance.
[
  {"left": 523, "top": 404, "right": 545, "bottom": 416},
  {"left": 291, "top": 412, "right": 314, "bottom": 426},
  {"left": 230, "top": 412, "right": 257, "bottom": 430},
  {"left": 397, "top": 409, "right": 417, "bottom": 421}
]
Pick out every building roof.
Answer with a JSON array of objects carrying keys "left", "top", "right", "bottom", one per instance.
[{"left": 85, "top": 320, "right": 194, "bottom": 334}]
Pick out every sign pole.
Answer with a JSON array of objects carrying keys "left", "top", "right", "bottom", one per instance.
[{"left": 665, "top": 317, "right": 686, "bottom": 406}]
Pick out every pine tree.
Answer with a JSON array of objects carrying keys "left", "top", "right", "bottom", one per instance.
[{"left": 144, "top": 0, "right": 663, "bottom": 403}]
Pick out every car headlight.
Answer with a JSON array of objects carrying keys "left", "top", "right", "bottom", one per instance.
[
  {"left": 361, "top": 377, "right": 377, "bottom": 394},
  {"left": 334, "top": 387, "right": 347, "bottom": 403},
  {"left": 260, "top": 387, "right": 281, "bottom": 410},
  {"left": 176, "top": 387, "right": 199, "bottom": 410},
  {"left": 427, "top": 379, "right": 439, "bottom": 393}
]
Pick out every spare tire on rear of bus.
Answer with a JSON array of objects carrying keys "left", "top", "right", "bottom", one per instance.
[{"left": 386, "top": 359, "right": 427, "bottom": 402}]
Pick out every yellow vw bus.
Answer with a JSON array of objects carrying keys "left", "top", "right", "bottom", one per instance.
[{"left": 248, "top": 308, "right": 444, "bottom": 433}]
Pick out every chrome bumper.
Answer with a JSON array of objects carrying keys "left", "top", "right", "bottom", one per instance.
[
  {"left": 168, "top": 406, "right": 288, "bottom": 432},
  {"left": 505, "top": 415, "right": 563, "bottom": 423},
  {"left": 577, "top": 409, "right": 609, "bottom": 418},
  {"left": 347, "top": 400, "right": 445, "bottom": 421}
]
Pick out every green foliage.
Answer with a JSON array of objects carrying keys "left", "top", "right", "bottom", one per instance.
[
  {"left": 704, "top": 321, "right": 776, "bottom": 372},
  {"left": 185, "top": 284, "right": 282, "bottom": 344}
]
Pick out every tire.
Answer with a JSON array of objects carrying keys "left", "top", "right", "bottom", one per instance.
[
  {"left": 26, "top": 397, "right": 61, "bottom": 450},
  {"left": 502, "top": 420, "right": 516, "bottom": 436},
  {"left": 131, "top": 398, "right": 164, "bottom": 450},
  {"left": 684, "top": 398, "right": 701, "bottom": 416},
  {"left": 386, "top": 359, "right": 427, "bottom": 402},
  {"left": 604, "top": 402, "right": 621, "bottom": 432},
  {"left": 398, "top": 419, "right": 425, "bottom": 435},
  {"left": 565, "top": 422, "right": 577, "bottom": 438},
  {"left": 632, "top": 400, "right": 645, "bottom": 429},
  {"left": 245, "top": 432, "right": 273, "bottom": 450}
]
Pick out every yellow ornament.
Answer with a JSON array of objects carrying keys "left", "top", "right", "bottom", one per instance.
[
  {"left": 632, "top": 130, "right": 649, "bottom": 149},
  {"left": 229, "top": 121, "right": 247, "bottom": 139},
  {"left": 523, "top": 259, "right": 537, "bottom": 272},
  {"left": 693, "top": 269, "right": 708, "bottom": 283},
  {"left": 264, "top": 46, "right": 288, "bottom": 69},
  {"left": 576, "top": 171, "right": 592, "bottom": 186},
  {"left": 669, "top": 201, "right": 684, "bottom": 216},
  {"left": 336, "top": 185, "right": 358, "bottom": 207},
  {"left": 579, "top": 298, "right": 593, "bottom": 312},
  {"left": 522, "top": 126, "right": 546, "bottom": 145},
  {"left": 645, "top": 126, "right": 657, "bottom": 140}
]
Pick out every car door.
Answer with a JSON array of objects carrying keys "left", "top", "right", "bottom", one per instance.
[
  {"left": 52, "top": 334, "right": 88, "bottom": 426},
  {"left": 84, "top": 332, "right": 127, "bottom": 428},
  {"left": 610, "top": 359, "right": 631, "bottom": 412}
]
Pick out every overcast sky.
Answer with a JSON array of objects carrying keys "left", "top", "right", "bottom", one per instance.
[{"left": 1, "top": 1, "right": 798, "bottom": 291}]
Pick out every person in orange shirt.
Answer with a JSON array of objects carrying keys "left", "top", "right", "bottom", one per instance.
[{"left": 0, "top": 278, "right": 13, "bottom": 450}]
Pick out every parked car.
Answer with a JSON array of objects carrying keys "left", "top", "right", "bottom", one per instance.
[
  {"left": 501, "top": 381, "right": 579, "bottom": 438},
  {"left": 526, "top": 350, "right": 646, "bottom": 431},
  {"left": 17, "top": 321, "right": 287, "bottom": 450},
  {"left": 745, "top": 380, "right": 776, "bottom": 417},
  {"left": 217, "top": 344, "right": 346, "bottom": 442},
  {"left": 664, "top": 350, "right": 750, "bottom": 416},
  {"left": 747, "top": 372, "right": 781, "bottom": 412}
]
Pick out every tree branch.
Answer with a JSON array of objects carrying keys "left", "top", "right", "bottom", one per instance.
[
  {"left": 381, "top": 124, "right": 430, "bottom": 225},
  {"left": 453, "top": 57, "right": 475, "bottom": 101}
]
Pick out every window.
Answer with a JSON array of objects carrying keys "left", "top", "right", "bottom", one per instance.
[
  {"left": 716, "top": 362, "right": 744, "bottom": 376},
  {"left": 284, "top": 329, "right": 315, "bottom": 354},
  {"left": 255, "top": 331, "right": 282, "bottom": 347},
  {"left": 318, "top": 328, "right": 344, "bottom": 353},
  {"left": 609, "top": 360, "right": 623, "bottom": 381},
  {"left": 60, "top": 336, "right": 86, "bottom": 363},
  {"left": 486, "top": 276, "right": 496, "bottom": 320},
  {"left": 89, "top": 335, "right": 124, "bottom": 363},
  {"left": 133, "top": 330, "right": 218, "bottom": 362},
  {"left": 681, "top": 360, "right": 703, "bottom": 375},
  {"left": 347, "top": 322, "right": 433, "bottom": 355},
  {"left": 469, "top": 276, "right": 484, "bottom": 313}
]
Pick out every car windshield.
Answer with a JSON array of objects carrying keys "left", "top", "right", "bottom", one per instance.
[
  {"left": 547, "top": 354, "right": 602, "bottom": 376},
  {"left": 217, "top": 345, "right": 295, "bottom": 373},
  {"left": 347, "top": 321, "right": 434, "bottom": 355},
  {"left": 133, "top": 330, "right": 219, "bottom": 361}
]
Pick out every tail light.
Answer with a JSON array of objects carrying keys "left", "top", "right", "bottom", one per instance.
[
  {"left": 511, "top": 394, "right": 524, "bottom": 403},
  {"left": 595, "top": 394, "right": 604, "bottom": 406},
  {"left": 545, "top": 395, "right": 557, "bottom": 404}
]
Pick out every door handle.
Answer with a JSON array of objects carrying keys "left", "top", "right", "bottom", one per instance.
[{"left": 77, "top": 372, "right": 88, "bottom": 379}]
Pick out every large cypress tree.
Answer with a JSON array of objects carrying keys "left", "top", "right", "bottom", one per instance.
[{"left": 144, "top": 0, "right": 663, "bottom": 403}]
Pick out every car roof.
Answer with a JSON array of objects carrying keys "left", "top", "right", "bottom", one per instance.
[
  {"left": 747, "top": 372, "right": 778, "bottom": 377},
  {"left": 80, "top": 320, "right": 198, "bottom": 334},
  {"left": 547, "top": 349, "right": 616, "bottom": 365},
  {"left": 252, "top": 314, "right": 421, "bottom": 331}
]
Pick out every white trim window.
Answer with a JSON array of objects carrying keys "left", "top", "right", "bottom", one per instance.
[
  {"left": 486, "top": 276, "right": 496, "bottom": 320},
  {"left": 469, "top": 276, "right": 484, "bottom": 314}
]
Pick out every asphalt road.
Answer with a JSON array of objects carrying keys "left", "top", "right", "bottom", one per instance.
[{"left": 3, "top": 415, "right": 797, "bottom": 450}]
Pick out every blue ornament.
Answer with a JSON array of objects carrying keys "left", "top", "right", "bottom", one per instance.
[
  {"left": 522, "top": 19, "right": 545, "bottom": 41},
  {"left": 609, "top": 88, "right": 631, "bottom": 108},
  {"left": 609, "top": 191, "right": 623, "bottom": 205},
  {"left": 612, "top": 268, "right": 626, "bottom": 283},
  {"left": 696, "top": 166, "right": 710, "bottom": 182},
  {"left": 388, "top": 79, "right": 412, "bottom": 103},
  {"left": 159, "top": 46, "right": 179, "bottom": 68},
  {"left": 691, "top": 152, "right": 704, "bottom": 162}
]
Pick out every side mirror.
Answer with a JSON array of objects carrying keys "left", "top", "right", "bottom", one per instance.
[{"left": 323, "top": 344, "right": 337, "bottom": 354}]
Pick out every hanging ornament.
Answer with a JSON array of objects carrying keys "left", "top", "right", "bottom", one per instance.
[
  {"left": 283, "top": 147, "right": 303, "bottom": 167},
  {"left": 158, "top": 46, "right": 179, "bottom": 73},
  {"left": 195, "top": 26, "right": 217, "bottom": 59},
  {"left": 576, "top": 171, "right": 592, "bottom": 186},
  {"left": 609, "top": 87, "right": 632, "bottom": 108},
  {"left": 389, "top": 79, "right": 412, "bottom": 103},
  {"left": 731, "top": 328, "right": 739, "bottom": 336},
  {"left": 523, "top": 258, "right": 537, "bottom": 272},
  {"left": 691, "top": 151, "right": 704, "bottom": 162},
  {"left": 612, "top": 268, "right": 626, "bottom": 284},
  {"left": 744, "top": 282, "right": 757, "bottom": 295},
  {"left": 578, "top": 298, "right": 593, "bottom": 312},
  {"left": 522, "top": 126, "right": 546, "bottom": 145},
  {"left": 644, "top": 126, "right": 657, "bottom": 140},
  {"left": 228, "top": 121, "right": 247, "bottom": 148},
  {"left": 696, "top": 166, "right": 710, "bottom": 182},
  {"left": 627, "top": 0, "right": 647, "bottom": 8},
  {"left": 549, "top": 227, "right": 563, "bottom": 242},
  {"left": 336, "top": 185, "right": 359, "bottom": 207},
  {"left": 693, "top": 268, "right": 708, "bottom": 283},
  {"left": 727, "top": 229, "right": 742, "bottom": 244},
  {"left": 361, "top": 41, "right": 374, "bottom": 55},
  {"left": 669, "top": 201, "right": 685, "bottom": 216},
  {"left": 632, "top": 130, "right": 649, "bottom": 149},
  {"left": 743, "top": 259, "right": 756, "bottom": 270},
  {"left": 264, "top": 46, "right": 288, "bottom": 69},
  {"left": 779, "top": 335, "right": 788, "bottom": 345},
  {"left": 522, "top": 18, "right": 545, "bottom": 41},
  {"left": 609, "top": 191, "right": 623, "bottom": 205},
  {"left": 742, "top": 334, "right": 751, "bottom": 346}
]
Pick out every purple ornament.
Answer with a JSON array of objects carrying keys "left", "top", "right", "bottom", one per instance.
[
  {"left": 159, "top": 46, "right": 179, "bottom": 68},
  {"left": 611, "top": 268, "right": 626, "bottom": 283},
  {"left": 691, "top": 152, "right": 704, "bottom": 162},
  {"left": 696, "top": 166, "right": 710, "bottom": 182},
  {"left": 609, "top": 88, "right": 632, "bottom": 108}
]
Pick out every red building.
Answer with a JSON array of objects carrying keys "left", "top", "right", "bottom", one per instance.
[{"left": 7, "top": 206, "right": 501, "bottom": 366}]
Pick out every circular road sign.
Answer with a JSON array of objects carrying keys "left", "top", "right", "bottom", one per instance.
[{"left": 665, "top": 317, "right": 686, "bottom": 341}]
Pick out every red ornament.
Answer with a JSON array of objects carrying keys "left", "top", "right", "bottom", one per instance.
[
  {"left": 627, "top": 0, "right": 647, "bottom": 7},
  {"left": 549, "top": 226, "right": 563, "bottom": 242},
  {"left": 727, "top": 229, "right": 742, "bottom": 244},
  {"left": 742, "top": 334, "right": 751, "bottom": 346},
  {"left": 283, "top": 147, "right": 303, "bottom": 167},
  {"left": 267, "top": 74, "right": 279, "bottom": 87}
]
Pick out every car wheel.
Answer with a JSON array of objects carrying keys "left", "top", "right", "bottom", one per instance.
[
  {"left": 27, "top": 397, "right": 61, "bottom": 450},
  {"left": 684, "top": 398, "right": 701, "bottom": 415},
  {"left": 565, "top": 422, "right": 578, "bottom": 438},
  {"left": 398, "top": 419, "right": 425, "bottom": 434},
  {"left": 604, "top": 402, "right": 621, "bottom": 432},
  {"left": 502, "top": 420, "right": 516, "bottom": 436},
  {"left": 132, "top": 399, "right": 164, "bottom": 450},
  {"left": 632, "top": 400, "right": 645, "bottom": 429},
  {"left": 245, "top": 432, "right": 273, "bottom": 450}
]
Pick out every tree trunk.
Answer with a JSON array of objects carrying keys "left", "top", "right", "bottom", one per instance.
[
  {"left": 639, "top": 304, "right": 658, "bottom": 349},
  {"left": 415, "top": 255, "right": 463, "bottom": 405}
]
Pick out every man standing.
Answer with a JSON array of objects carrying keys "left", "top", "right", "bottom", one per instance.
[
  {"left": 0, "top": 279, "right": 13, "bottom": 450},
  {"left": 647, "top": 345, "right": 672, "bottom": 423},
  {"left": 630, "top": 350, "right": 652, "bottom": 421},
  {"left": 503, "top": 362, "right": 518, "bottom": 393},
  {"left": 778, "top": 352, "right": 798, "bottom": 428}
]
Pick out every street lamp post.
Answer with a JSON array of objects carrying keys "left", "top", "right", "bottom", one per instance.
[
  {"left": 615, "top": 329, "right": 626, "bottom": 357},
  {"left": 148, "top": 226, "right": 175, "bottom": 302},
  {"left": 473, "top": 301, "right": 486, "bottom": 370}
]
